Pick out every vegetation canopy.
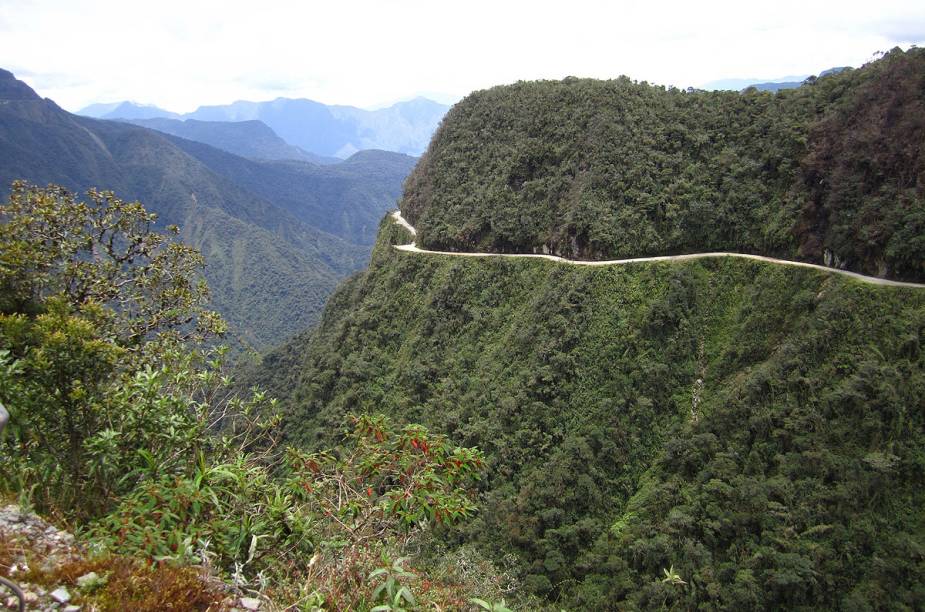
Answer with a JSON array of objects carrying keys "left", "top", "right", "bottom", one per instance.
[
  {"left": 0, "top": 180, "right": 223, "bottom": 343},
  {"left": 0, "top": 184, "right": 499, "bottom": 611},
  {"left": 249, "top": 199, "right": 925, "bottom": 610},
  {"left": 402, "top": 48, "right": 925, "bottom": 282}
]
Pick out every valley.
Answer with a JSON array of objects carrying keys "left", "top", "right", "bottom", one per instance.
[
  {"left": 2, "top": 34, "right": 924, "bottom": 612},
  {"left": 0, "top": 69, "right": 417, "bottom": 348}
]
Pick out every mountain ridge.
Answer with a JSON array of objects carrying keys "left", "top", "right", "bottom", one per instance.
[
  {"left": 402, "top": 49, "right": 923, "bottom": 282},
  {"left": 120, "top": 117, "right": 340, "bottom": 164},
  {"left": 163, "top": 134, "right": 416, "bottom": 246},
  {"left": 78, "top": 95, "right": 450, "bottom": 159},
  {"left": 702, "top": 66, "right": 851, "bottom": 91},
  {"left": 79, "top": 100, "right": 179, "bottom": 119}
]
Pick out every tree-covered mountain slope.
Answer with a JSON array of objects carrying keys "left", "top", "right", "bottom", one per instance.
[
  {"left": 165, "top": 138, "right": 416, "bottom": 246},
  {"left": 0, "top": 69, "right": 411, "bottom": 348},
  {"left": 248, "top": 49, "right": 925, "bottom": 604},
  {"left": 246, "top": 216, "right": 925, "bottom": 610},
  {"left": 402, "top": 48, "right": 925, "bottom": 282}
]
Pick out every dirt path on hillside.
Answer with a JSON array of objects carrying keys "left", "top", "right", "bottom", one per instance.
[{"left": 389, "top": 210, "right": 925, "bottom": 289}]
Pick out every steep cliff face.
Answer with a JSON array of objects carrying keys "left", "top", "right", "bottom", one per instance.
[
  {"left": 239, "top": 47, "right": 925, "bottom": 610},
  {"left": 402, "top": 48, "right": 925, "bottom": 282},
  {"left": 252, "top": 217, "right": 925, "bottom": 609}
]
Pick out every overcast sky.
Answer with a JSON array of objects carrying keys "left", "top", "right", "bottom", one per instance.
[{"left": 1, "top": 0, "right": 923, "bottom": 112}]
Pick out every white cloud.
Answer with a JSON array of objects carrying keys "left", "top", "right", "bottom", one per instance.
[{"left": 0, "top": 0, "right": 922, "bottom": 112}]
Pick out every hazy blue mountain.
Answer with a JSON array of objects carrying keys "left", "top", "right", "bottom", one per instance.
[
  {"left": 122, "top": 117, "right": 340, "bottom": 164},
  {"left": 748, "top": 79, "right": 806, "bottom": 91},
  {"left": 702, "top": 74, "right": 809, "bottom": 91},
  {"left": 185, "top": 96, "right": 449, "bottom": 158},
  {"left": 819, "top": 66, "right": 851, "bottom": 77},
  {"left": 703, "top": 67, "right": 851, "bottom": 92},
  {"left": 78, "top": 100, "right": 180, "bottom": 119},
  {"left": 748, "top": 66, "right": 851, "bottom": 91},
  {"left": 78, "top": 95, "right": 449, "bottom": 159},
  {"left": 0, "top": 69, "right": 413, "bottom": 348}
]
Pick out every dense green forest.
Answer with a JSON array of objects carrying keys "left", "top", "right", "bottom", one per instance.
[
  {"left": 249, "top": 212, "right": 925, "bottom": 609},
  {"left": 402, "top": 48, "right": 925, "bottom": 282}
]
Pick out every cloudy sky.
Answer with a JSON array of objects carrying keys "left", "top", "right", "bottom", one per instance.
[{"left": 1, "top": 0, "right": 923, "bottom": 112}]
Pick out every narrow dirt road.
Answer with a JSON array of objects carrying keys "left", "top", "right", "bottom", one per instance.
[{"left": 389, "top": 211, "right": 924, "bottom": 289}]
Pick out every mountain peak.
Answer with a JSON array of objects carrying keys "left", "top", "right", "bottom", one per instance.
[
  {"left": 400, "top": 96, "right": 443, "bottom": 107},
  {"left": 78, "top": 100, "right": 178, "bottom": 120},
  {"left": 0, "top": 69, "right": 41, "bottom": 101}
]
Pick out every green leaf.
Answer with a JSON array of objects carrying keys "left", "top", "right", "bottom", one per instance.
[{"left": 397, "top": 586, "right": 415, "bottom": 605}]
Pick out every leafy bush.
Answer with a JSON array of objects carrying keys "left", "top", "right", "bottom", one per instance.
[
  {"left": 0, "top": 184, "right": 494, "bottom": 610},
  {"left": 0, "top": 182, "right": 230, "bottom": 519},
  {"left": 280, "top": 414, "right": 485, "bottom": 609}
]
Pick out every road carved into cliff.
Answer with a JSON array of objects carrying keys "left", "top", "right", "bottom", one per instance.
[{"left": 390, "top": 211, "right": 925, "bottom": 288}]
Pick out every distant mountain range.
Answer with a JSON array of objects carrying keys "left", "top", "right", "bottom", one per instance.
[
  {"left": 703, "top": 66, "right": 851, "bottom": 92},
  {"left": 79, "top": 100, "right": 179, "bottom": 120},
  {"left": 1, "top": 68, "right": 416, "bottom": 348},
  {"left": 122, "top": 118, "right": 340, "bottom": 165},
  {"left": 79, "top": 96, "right": 450, "bottom": 159}
]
